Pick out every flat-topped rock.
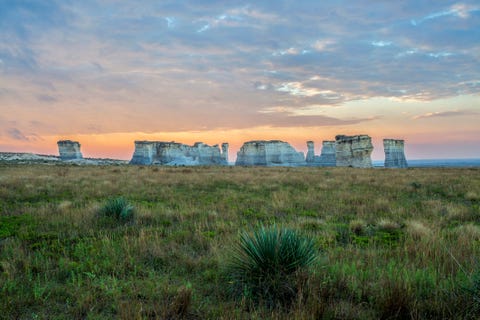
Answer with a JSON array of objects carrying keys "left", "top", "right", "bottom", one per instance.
[
  {"left": 318, "top": 141, "right": 336, "bottom": 166},
  {"left": 235, "top": 140, "right": 305, "bottom": 166},
  {"left": 384, "top": 139, "right": 408, "bottom": 168},
  {"left": 57, "top": 140, "right": 83, "bottom": 160},
  {"left": 305, "top": 141, "right": 336, "bottom": 166},
  {"left": 306, "top": 141, "right": 315, "bottom": 163},
  {"left": 335, "top": 135, "right": 373, "bottom": 168},
  {"left": 129, "top": 141, "right": 228, "bottom": 165}
]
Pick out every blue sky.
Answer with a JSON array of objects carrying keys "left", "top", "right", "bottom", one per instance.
[{"left": 0, "top": 0, "right": 479, "bottom": 159}]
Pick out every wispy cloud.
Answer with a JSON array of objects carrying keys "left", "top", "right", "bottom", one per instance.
[
  {"left": 195, "top": 7, "right": 248, "bottom": 33},
  {"left": 411, "top": 3, "right": 480, "bottom": 25},
  {"left": 275, "top": 82, "right": 342, "bottom": 99},
  {"left": 427, "top": 52, "right": 454, "bottom": 58},
  {"left": 165, "top": 17, "right": 176, "bottom": 29},
  {"left": 412, "top": 110, "right": 478, "bottom": 120},
  {"left": 36, "top": 94, "right": 57, "bottom": 103},
  {"left": 254, "top": 108, "right": 374, "bottom": 127},
  {"left": 371, "top": 41, "right": 392, "bottom": 47},
  {"left": 312, "top": 39, "right": 335, "bottom": 51},
  {"left": 7, "top": 128, "right": 29, "bottom": 141}
]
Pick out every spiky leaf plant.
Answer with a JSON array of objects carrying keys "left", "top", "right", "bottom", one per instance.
[
  {"left": 227, "top": 225, "right": 317, "bottom": 308},
  {"left": 98, "top": 197, "right": 134, "bottom": 222}
]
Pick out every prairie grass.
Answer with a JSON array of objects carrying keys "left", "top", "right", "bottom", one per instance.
[{"left": 0, "top": 164, "right": 479, "bottom": 319}]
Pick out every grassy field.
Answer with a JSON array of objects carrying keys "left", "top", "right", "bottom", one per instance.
[{"left": 1, "top": 164, "right": 480, "bottom": 319}]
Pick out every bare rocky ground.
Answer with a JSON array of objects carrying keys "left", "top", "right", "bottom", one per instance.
[{"left": 0, "top": 152, "right": 127, "bottom": 165}]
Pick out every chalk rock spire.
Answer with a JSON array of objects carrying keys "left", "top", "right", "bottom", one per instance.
[
  {"left": 318, "top": 141, "right": 336, "bottom": 166},
  {"left": 57, "top": 140, "right": 83, "bottom": 160},
  {"left": 384, "top": 139, "right": 408, "bottom": 168},
  {"left": 306, "top": 141, "right": 315, "bottom": 163},
  {"left": 221, "top": 143, "right": 229, "bottom": 163},
  {"left": 335, "top": 135, "right": 373, "bottom": 168}
]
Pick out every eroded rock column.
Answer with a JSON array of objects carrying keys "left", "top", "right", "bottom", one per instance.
[
  {"left": 318, "top": 141, "right": 336, "bottom": 166},
  {"left": 130, "top": 141, "right": 155, "bottom": 165},
  {"left": 221, "top": 143, "right": 229, "bottom": 164},
  {"left": 335, "top": 135, "right": 373, "bottom": 168},
  {"left": 306, "top": 141, "right": 315, "bottom": 163},
  {"left": 383, "top": 139, "right": 408, "bottom": 168},
  {"left": 57, "top": 140, "right": 83, "bottom": 160}
]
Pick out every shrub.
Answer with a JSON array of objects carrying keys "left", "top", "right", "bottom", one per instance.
[
  {"left": 226, "top": 225, "right": 317, "bottom": 308},
  {"left": 98, "top": 197, "right": 134, "bottom": 222}
]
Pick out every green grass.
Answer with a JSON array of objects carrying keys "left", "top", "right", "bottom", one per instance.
[
  {"left": 0, "top": 164, "right": 479, "bottom": 319},
  {"left": 0, "top": 214, "right": 35, "bottom": 239}
]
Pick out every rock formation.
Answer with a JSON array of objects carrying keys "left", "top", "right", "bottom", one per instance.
[
  {"left": 335, "top": 135, "right": 373, "bottom": 168},
  {"left": 57, "top": 140, "right": 83, "bottom": 160},
  {"left": 318, "top": 141, "right": 336, "bottom": 166},
  {"left": 129, "top": 141, "right": 228, "bottom": 165},
  {"left": 235, "top": 140, "right": 305, "bottom": 166},
  {"left": 384, "top": 139, "right": 408, "bottom": 168},
  {"left": 305, "top": 141, "right": 336, "bottom": 166},
  {"left": 306, "top": 141, "right": 315, "bottom": 163},
  {"left": 221, "top": 143, "right": 229, "bottom": 163}
]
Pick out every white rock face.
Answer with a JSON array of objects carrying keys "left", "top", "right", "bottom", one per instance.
[
  {"left": 221, "top": 143, "right": 229, "bottom": 163},
  {"left": 130, "top": 141, "right": 155, "bottom": 164},
  {"left": 0, "top": 152, "right": 59, "bottom": 162},
  {"left": 306, "top": 141, "right": 315, "bottom": 163},
  {"left": 318, "top": 141, "right": 336, "bottom": 166},
  {"left": 384, "top": 139, "right": 408, "bottom": 168},
  {"left": 305, "top": 140, "right": 336, "bottom": 166},
  {"left": 130, "top": 141, "right": 228, "bottom": 165},
  {"left": 57, "top": 140, "right": 83, "bottom": 160},
  {"left": 335, "top": 135, "right": 373, "bottom": 168},
  {"left": 235, "top": 140, "right": 305, "bottom": 166}
]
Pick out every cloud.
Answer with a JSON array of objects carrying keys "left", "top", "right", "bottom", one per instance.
[
  {"left": 371, "top": 41, "right": 392, "bottom": 47},
  {"left": 260, "top": 114, "right": 372, "bottom": 128},
  {"left": 7, "top": 128, "right": 29, "bottom": 141},
  {"left": 0, "top": 0, "right": 479, "bottom": 139},
  {"left": 412, "top": 110, "right": 478, "bottom": 120},
  {"left": 36, "top": 94, "right": 57, "bottom": 103},
  {"left": 427, "top": 52, "right": 454, "bottom": 58},
  {"left": 411, "top": 3, "right": 480, "bottom": 25},
  {"left": 312, "top": 39, "right": 335, "bottom": 51},
  {"left": 276, "top": 82, "right": 321, "bottom": 97},
  {"left": 165, "top": 17, "right": 176, "bottom": 29}
]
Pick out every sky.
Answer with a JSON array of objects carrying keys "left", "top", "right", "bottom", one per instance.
[{"left": 0, "top": 0, "right": 479, "bottom": 161}]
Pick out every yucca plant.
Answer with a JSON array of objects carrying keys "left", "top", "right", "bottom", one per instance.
[
  {"left": 98, "top": 197, "right": 134, "bottom": 222},
  {"left": 226, "top": 225, "right": 317, "bottom": 308}
]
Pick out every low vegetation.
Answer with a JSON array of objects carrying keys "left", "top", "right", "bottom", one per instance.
[
  {"left": 226, "top": 225, "right": 316, "bottom": 308},
  {"left": 97, "top": 196, "right": 135, "bottom": 224},
  {"left": 0, "top": 164, "right": 479, "bottom": 319}
]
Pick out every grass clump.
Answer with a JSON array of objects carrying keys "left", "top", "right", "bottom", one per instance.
[
  {"left": 462, "top": 268, "right": 480, "bottom": 315},
  {"left": 226, "top": 225, "right": 317, "bottom": 308},
  {"left": 97, "top": 197, "right": 134, "bottom": 223}
]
